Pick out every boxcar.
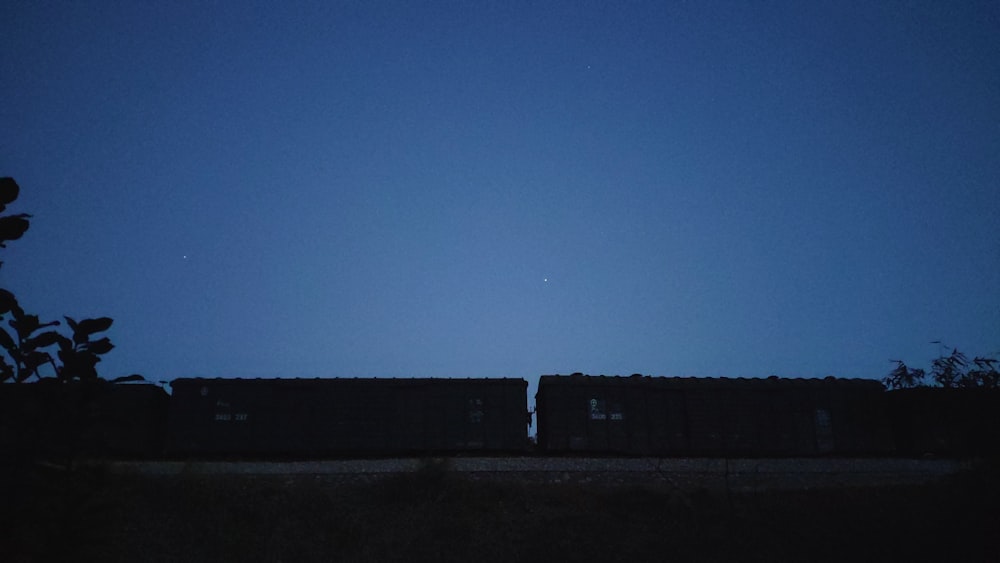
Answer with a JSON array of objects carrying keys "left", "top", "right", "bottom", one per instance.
[
  {"left": 535, "top": 374, "right": 892, "bottom": 457},
  {"left": 0, "top": 381, "right": 169, "bottom": 459},
  {"left": 167, "top": 377, "right": 529, "bottom": 457},
  {"left": 885, "top": 388, "right": 1000, "bottom": 457}
]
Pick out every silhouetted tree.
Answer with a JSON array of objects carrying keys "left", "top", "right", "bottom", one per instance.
[
  {"left": 0, "top": 177, "right": 135, "bottom": 384},
  {"left": 884, "top": 360, "right": 925, "bottom": 390},
  {"left": 961, "top": 356, "right": 1000, "bottom": 389},
  {"left": 930, "top": 348, "right": 968, "bottom": 388},
  {"left": 884, "top": 346, "right": 999, "bottom": 390}
]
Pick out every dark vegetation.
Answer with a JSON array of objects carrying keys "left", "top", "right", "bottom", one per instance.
[
  {"left": 2, "top": 460, "right": 997, "bottom": 562},
  {"left": 0, "top": 177, "right": 136, "bottom": 385},
  {"left": 885, "top": 346, "right": 999, "bottom": 390}
]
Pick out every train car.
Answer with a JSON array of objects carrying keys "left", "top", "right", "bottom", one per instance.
[
  {"left": 0, "top": 380, "right": 169, "bottom": 459},
  {"left": 535, "top": 374, "right": 892, "bottom": 457},
  {"left": 167, "top": 377, "right": 529, "bottom": 457},
  {"left": 885, "top": 388, "right": 1000, "bottom": 457}
]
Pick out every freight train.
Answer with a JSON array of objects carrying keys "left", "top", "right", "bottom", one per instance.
[{"left": 1, "top": 374, "right": 998, "bottom": 460}]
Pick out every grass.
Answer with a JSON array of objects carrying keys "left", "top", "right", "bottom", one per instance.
[{"left": 2, "top": 458, "right": 997, "bottom": 562}]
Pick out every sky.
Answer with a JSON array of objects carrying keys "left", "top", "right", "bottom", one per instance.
[{"left": 2, "top": 1, "right": 998, "bottom": 406}]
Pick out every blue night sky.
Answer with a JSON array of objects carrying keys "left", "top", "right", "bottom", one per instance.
[{"left": 2, "top": 1, "right": 998, "bottom": 404}]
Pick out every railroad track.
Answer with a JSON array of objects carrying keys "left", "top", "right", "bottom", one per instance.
[{"left": 97, "top": 457, "right": 969, "bottom": 491}]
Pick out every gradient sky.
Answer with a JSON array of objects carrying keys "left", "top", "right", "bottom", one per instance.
[{"left": 2, "top": 1, "right": 998, "bottom": 407}]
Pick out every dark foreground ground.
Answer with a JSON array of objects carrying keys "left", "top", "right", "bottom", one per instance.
[{"left": 2, "top": 459, "right": 998, "bottom": 563}]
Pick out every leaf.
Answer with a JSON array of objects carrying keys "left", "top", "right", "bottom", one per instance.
[
  {"left": 76, "top": 317, "right": 113, "bottom": 336},
  {"left": 110, "top": 373, "right": 145, "bottom": 383},
  {"left": 7, "top": 301, "right": 25, "bottom": 321},
  {"left": 949, "top": 348, "right": 968, "bottom": 367},
  {"left": 58, "top": 349, "right": 100, "bottom": 381},
  {"left": 23, "top": 330, "right": 64, "bottom": 351},
  {"left": 57, "top": 333, "right": 74, "bottom": 352},
  {"left": 24, "top": 350, "right": 51, "bottom": 367},
  {"left": 0, "top": 327, "right": 14, "bottom": 351},
  {"left": 0, "top": 289, "right": 17, "bottom": 315},
  {"left": 63, "top": 316, "right": 78, "bottom": 332},
  {"left": 973, "top": 357, "right": 997, "bottom": 370},
  {"left": 10, "top": 314, "right": 40, "bottom": 339},
  {"left": 10, "top": 315, "right": 59, "bottom": 340},
  {"left": 0, "top": 214, "right": 31, "bottom": 246},
  {"left": 0, "top": 177, "right": 19, "bottom": 205},
  {"left": 84, "top": 337, "right": 114, "bottom": 355}
]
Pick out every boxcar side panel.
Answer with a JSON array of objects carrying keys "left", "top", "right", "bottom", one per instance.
[{"left": 167, "top": 378, "right": 527, "bottom": 457}]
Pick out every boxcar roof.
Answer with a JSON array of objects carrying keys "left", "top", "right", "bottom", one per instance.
[
  {"left": 0, "top": 380, "right": 168, "bottom": 395},
  {"left": 171, "top": 377, "right": 526, "bottom": 386},
  {"left": 538, "top": 373, "right": 884, "bottom": 391}
]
